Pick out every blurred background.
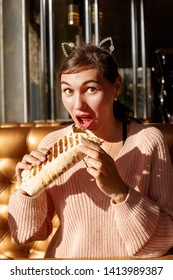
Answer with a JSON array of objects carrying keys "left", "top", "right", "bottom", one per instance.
[{"left": 0, "top": 0, "right": 173, "bottom": 123}]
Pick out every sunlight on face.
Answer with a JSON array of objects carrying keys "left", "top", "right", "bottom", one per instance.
[{"left": 61, "top": 68, "right": 119, "bottom": 134}]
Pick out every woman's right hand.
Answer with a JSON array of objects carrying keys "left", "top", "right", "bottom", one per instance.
[{"left": 16, "top": 148, "right": 50, "bottom": 182}]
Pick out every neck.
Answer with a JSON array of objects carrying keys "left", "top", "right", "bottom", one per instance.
[{"left": 94, "top": 118, "right": 122, "bottom": 143}]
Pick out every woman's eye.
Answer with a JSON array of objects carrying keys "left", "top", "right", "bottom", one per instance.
[
  {"left": 87, "top": 87, "right": 97, "bottom": 94},
  {"left": 63, "top": 88, "right": 73, "bottom": 96}
]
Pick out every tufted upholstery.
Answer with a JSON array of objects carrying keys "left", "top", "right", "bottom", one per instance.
[{"left": 0, "top": 121, "right": 172, "bottom": 259}]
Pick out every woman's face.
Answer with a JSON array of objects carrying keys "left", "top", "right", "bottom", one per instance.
[{"left": 61, "top": 68, "right": 120, "bottom": 135}]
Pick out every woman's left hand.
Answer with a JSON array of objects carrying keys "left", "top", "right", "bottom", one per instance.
[{"left": 78, "top": 137, "right": 129, "bottom": 203}]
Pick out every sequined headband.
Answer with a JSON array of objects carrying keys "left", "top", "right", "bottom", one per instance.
[{"left": 61, "top": 37, "right": 115, "bottom": 57}]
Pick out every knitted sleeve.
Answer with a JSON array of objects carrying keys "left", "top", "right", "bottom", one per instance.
[
  {"left": 8, "top": 189, "right": 54, "bottom": 244},
  {"left": 113, "top": 126, "right": 173, "bottom": 258},
  {"left": 8, "top": 127, "right": 70, "bottom": 244},
  {"left": 8, "top": 129, "right": 64, "bottom": 244}
]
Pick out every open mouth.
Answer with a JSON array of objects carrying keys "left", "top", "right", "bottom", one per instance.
[{"left": 76, "top": 114, "right": 93, "bottom": 129}]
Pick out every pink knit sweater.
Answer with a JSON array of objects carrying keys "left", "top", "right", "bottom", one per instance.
[{"left": 8, "top": 122, "right": 173, "bottom": 258}]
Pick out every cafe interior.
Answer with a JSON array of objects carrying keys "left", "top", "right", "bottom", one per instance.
[{"left": 0, "top": 0, "right": 173, "bottom": 259}]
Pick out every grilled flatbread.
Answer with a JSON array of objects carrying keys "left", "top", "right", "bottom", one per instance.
[{"left": 18, "top": 125, "right": 102, "bottom": 196}]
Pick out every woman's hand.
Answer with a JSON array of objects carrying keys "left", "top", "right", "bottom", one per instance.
[
  {"left": 16, "top": 148, "right": 49, "bottom": 182},
  {"left": 78, "top": 137, "right": 129, "bottom": 203}
]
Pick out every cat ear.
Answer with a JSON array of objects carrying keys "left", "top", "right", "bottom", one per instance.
[
  {"left": 99, "top": 37, "right": 114, "bottom": 54},
  {"left": 61, "top": 37, "right": 114, "bottom": 57},
  {"left": 61, "top": 42, "right": 77, "bottom": 57}
]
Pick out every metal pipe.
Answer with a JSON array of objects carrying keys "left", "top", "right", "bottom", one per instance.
[
  {"left": 140, "top": 0, "right": 147, "bottom": 119},
  {"left": 48, "top": 0, "right": 55, "bottom": 120},
  {"left": 40, "top": 0, "right": 47, "bottom": 120},
  {"left": 93, "top": 0, "right": 100, "bottom": 46},
  {"left": 84, "top": 0, "right": 92, "bottom": 43},
  {"left": 22, "top": 0, "right": 29, "bottom": 122},
  {"left": 131, "top": 0, "right": 138, "bottom": 118},
  {"left": 0, "top": 0, "right": 5, "bottom": 122}
]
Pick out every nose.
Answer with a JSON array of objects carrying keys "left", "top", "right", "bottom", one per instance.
[{"left": 74, "top": 93, "right": 88, "bottom": 110}]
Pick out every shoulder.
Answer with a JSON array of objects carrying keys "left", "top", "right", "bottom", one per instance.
[
  {"left": 38, "top": 124, "right": 74, "bottom": 149},
  {"left": 130, "top": 121, "right": 164, "bottom": 137},
  {"left": 129, "top": 121, "right": 167, "bottom": 151}
]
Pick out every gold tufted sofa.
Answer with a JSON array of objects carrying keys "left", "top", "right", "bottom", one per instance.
[{"left": 0, "top": 121, "right": 173, "bottom": 259}]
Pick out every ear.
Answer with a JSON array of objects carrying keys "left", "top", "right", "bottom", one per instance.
[{"left": 114, "top": 75, "right": 122, "bottom": 98}]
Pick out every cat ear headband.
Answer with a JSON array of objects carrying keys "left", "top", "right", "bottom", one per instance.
[{"left": 61, "top": 37, "right": 115, "bottom": 57}]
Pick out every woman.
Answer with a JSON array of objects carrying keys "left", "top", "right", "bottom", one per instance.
[{"left": 8, "top": 42, "right": 173, "bottom": 259}]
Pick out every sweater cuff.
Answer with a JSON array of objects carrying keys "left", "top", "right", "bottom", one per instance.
[
  {"left": 111, "top": 187, "right": 160, "bottom": 255},
  {"left": 14, "top": 188, "right": 47, "bottom": 208},
  {"left": 8, "top": 189, "right": 48, "bottom": 242}
]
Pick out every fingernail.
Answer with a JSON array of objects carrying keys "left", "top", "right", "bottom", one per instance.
[
  {"left": 41, "top": 156, "right": 46, "bottom": 161},
  {"left": 81, "top": 135, "right": 86, "bottom": 139},
  {"left": 78, "top": 145, "right": 84, "bottom": 150}
]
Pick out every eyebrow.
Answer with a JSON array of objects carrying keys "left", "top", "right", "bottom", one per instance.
[{"left": 61, "top": 79, "right": 101, "bottom": 86}]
